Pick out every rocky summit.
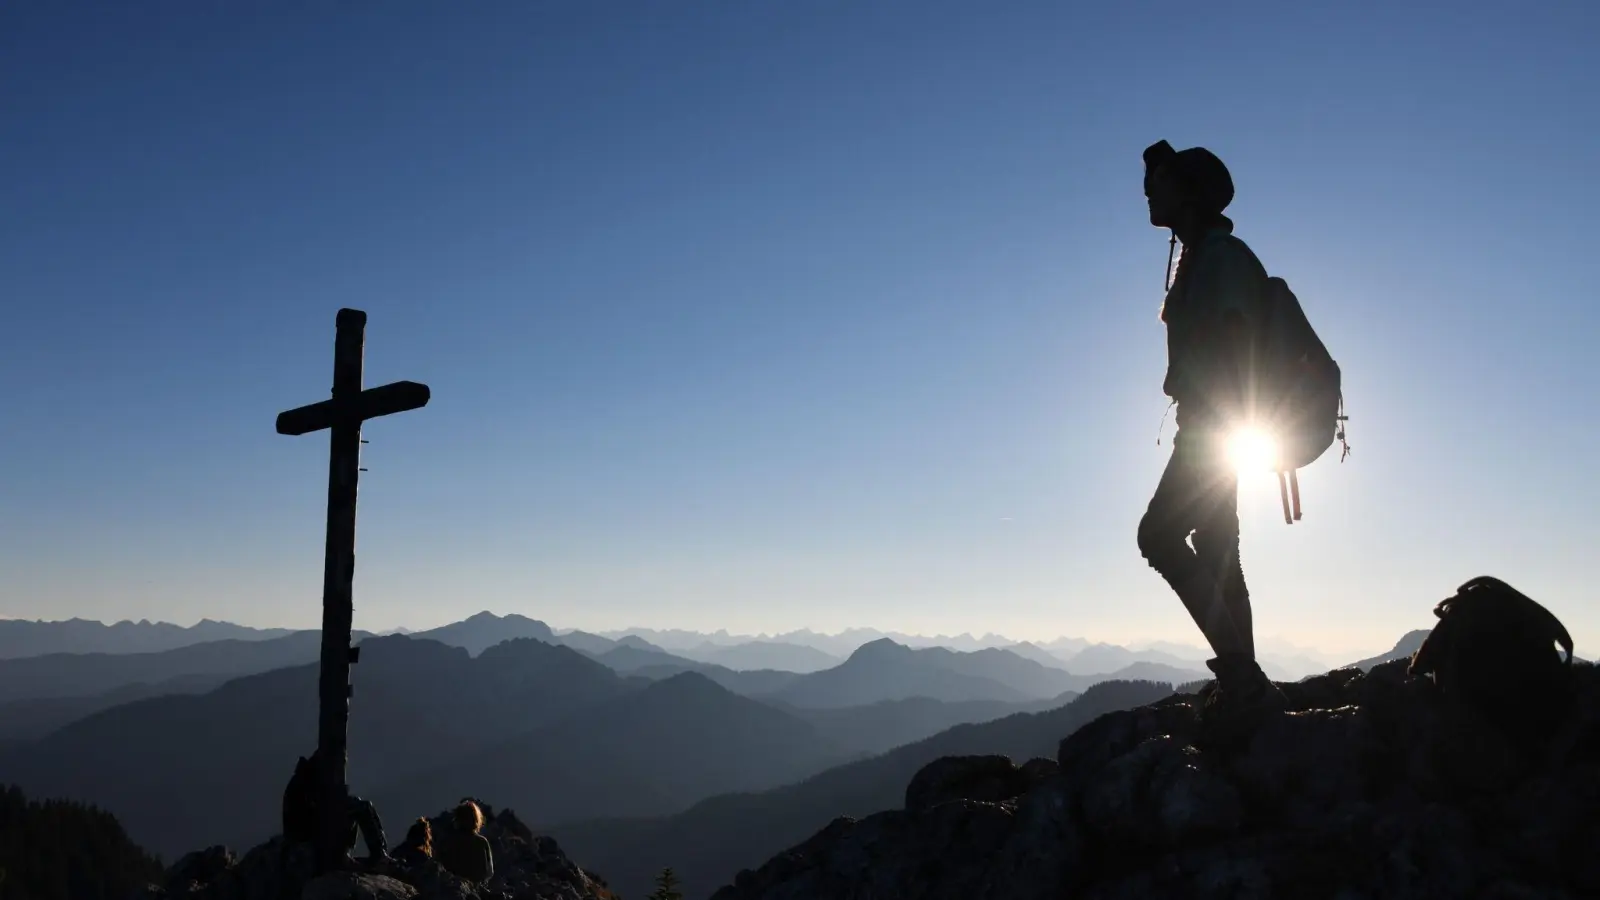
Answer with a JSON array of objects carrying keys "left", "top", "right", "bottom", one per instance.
[
  {"left": 711, "top": 658, "right": 1600, "bottom": 900},
  {"left": 135, "top": 801, "right": 615, "bottom": 900}
]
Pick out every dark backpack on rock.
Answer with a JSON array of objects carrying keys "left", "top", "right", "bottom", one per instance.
[
  {"left": 282, "top": 755, "right": 318, "bottom": 844},
  {"left": 1409, "top": 576, "right": 1576, "bottom": 741}
]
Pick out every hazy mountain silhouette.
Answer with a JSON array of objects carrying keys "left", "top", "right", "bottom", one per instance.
[
  {"left": 1056, "top": 641, "right": 1198, "bottom": 674},
  {"left": 612, "top": 634, "right": 668, "bottom": 652},
  {"left": 551, "top": 679, "right": 1178, "bottom": 900},
  {"left": 630, "top": 662, "right": 802, "bottom": 697},
  {"left": 776, "top": 693, "right": 1079, "bottom": 755},
  {"left": 0, "top": 635, "right": 631, "bottom": 859},
  {"left": 1098, "top": 660, "right": 1210, "bottom": 685},
  {"left": 553, "top": 629, "right": 623, "bottom": 655},
  {"left": 0, "top": 631, "right": 352, "bottom": 703},
  {"left": 776, "top": 628, "right": 1024, "bottom": 657},
  {"left": 575, "top": 641, "right": 806, "bottom": 696},
  {"left": 1055, "top": 642, "right": 1316, "bottom": 682},
  {"left": 943, "top": 645, "right": 1099, "bottom": 697},
  {"left": 760, "top": 639, "right": 1166, "bottom": 708},
  {"left": 410, "top": 611, "right": 556, "bottom": 655},
  {"left": 0, "top": 673, "right": 226, "bottom": 743},
  {"left": 597, "top": 626, "right": 742, "bottom": 651},
  {"left": 587, "top": 642, "right": 690, "bottom": 672},
  {"left": 611, "top": 627, "right": 1029, "bottom": 660},
  {"left": 999, "top": 640, "right": 1074, "bottom": 670},
  {"left": 677, "top": 640, "right": 841, "bottom": 673},
  {"left": 370, "top": 671, "right": 852, "bottom": 828},
  {"left": 0, "top": 617, "right": 295, "bottom": 659},
  {"left": 1347, "top": 629, "right": 1431, "bottom": 671},
  {"left": 767, "top": 640, "right": 1037, "bottom": 707},
  {"left": 1033, "top": 635, "right": 1092, "bottom": 656}
]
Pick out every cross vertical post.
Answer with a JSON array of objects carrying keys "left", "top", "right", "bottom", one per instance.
[
  {"left": 275, "top": 307, "right": 430, "bottom": 874},
  {"left": 316, "top": 307, "right": 363, "bottom": 873}
]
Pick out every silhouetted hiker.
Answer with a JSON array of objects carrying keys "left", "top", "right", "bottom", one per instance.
[
  {"left": 278, "top": 751, "right": 391, "bottom": 868},
  {"left": 392, "top": 817, "right": 434, "bottom": 867},
  {"left": 434, "top": 799, "right": 495, "bottom": 883},
  {"left": 1136, "top": 139, "right": 1290, "bottom": 733}
]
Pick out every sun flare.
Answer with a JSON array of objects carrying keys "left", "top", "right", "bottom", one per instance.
[{"left": 1226, "top": 428, "right": 1279, "bottom": 476}]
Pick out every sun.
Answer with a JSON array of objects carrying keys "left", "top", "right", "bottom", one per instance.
[{"left": 1226, "top": 427, "right": 1279, "bottom": 476}]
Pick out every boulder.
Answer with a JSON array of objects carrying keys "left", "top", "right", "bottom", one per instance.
[
  {"left": 302, "top": 874, "right": 417, "bottom": 900},
  {"left": 140, "top": 806, "right": 615, "bottom": 900},
  {"left": 712, "top": 657, "right": 1600, "bottom": 899},
  {"left": 903, "top": 754, "right": 1044, "bottom": 812}
]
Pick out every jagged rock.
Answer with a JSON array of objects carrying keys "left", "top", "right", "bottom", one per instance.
[
  {"left": 1081, "top": 735, "right": 1241, "bottom": 849},
  {"left": 167, "top": 846, "right": 237, "bottom": 895},
  {"left": 713, "top": 656, "right": 1600, "bottom": 900},
  {"left": 146, "top": 806, "right": 615, "bottom": 900},
  {"left": 302, "top": 873, "right": 417, "bottom": 900},
  {"left": 904, "top": 753, "right": 1037, "bottom": 811}
]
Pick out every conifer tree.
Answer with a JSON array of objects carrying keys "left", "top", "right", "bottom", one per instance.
[
  {"left": 0, "top": 783, "right": 162, "bottom": 900},
  {"left": 646, "top": 866, "right": 684, "bottom": 900}
]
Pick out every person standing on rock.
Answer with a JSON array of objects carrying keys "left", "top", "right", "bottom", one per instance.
[{"left": 1136, "top": 139, "right": 1289, "bottom": 732}]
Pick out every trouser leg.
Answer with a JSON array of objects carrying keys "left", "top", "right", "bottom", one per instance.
[
  {"left": 1137, "top": 429, "right": 1248, "bottom": 658},
  {"left": 345, "top": 796, "right": 389, "bottom": 859},
  {"left": 1193, "top": 502, "right": 1253, "bottom": 659}
]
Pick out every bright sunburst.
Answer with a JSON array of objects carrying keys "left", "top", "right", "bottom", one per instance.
[{"left": 1226, "top": 427, "right": 1279, "bottom": 477}]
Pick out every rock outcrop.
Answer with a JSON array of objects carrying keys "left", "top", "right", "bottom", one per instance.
[
  {"left": 136, "top": 802, "right": 616, "bottom": 900},
  {"left": 712, "top": 658, "right": 1600, "bottom": 900}
]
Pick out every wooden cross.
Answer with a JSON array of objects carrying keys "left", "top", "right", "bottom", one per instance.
[{"left": 275, "top": 308, "right": 429, "bottom": 872}]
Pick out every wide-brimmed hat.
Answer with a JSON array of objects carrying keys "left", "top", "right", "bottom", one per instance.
[{"left": 1143, "top": 140, "right": 1234, "bottom": 216}]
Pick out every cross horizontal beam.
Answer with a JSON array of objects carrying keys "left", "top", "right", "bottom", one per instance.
[{"left": 276, "top": 380, "right": 432, "bottom": 436}]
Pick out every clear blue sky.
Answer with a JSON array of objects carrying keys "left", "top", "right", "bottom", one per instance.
[{"left": 2, "top": 1, "right": 1594, "bottom": 657}]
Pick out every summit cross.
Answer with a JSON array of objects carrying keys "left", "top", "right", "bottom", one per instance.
[{"left": 275, "top": 307, "right": 429, "bottom": 873}]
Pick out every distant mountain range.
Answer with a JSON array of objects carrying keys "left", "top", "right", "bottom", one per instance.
[
  {"left": 0, "top": 617, "right": 296, "bottom": 659},
  {"left": 0, "top": 606, "right": 1438, "bottom": 897},
  {"left": 368, "top": 670, "right": 855, "bottom": 829},
  {"left": 0, "top": 631, "right": 340, "bottom": 703},
  {"left": 0, "top": 632, "right": 1095, "bottom": 862},
  {"left": 0, "top": 636, "right": 645, "bottom": 858},
  {"left": 0, "top": 611, "right": 1367, "bottom": 750},
  {"left": 672, "top": 639, "right": 842, "bottom": 674},
  {"left": 0, "top": 612, "right": 1349, "bottom": 679},
  {"left": 762, "top": 638, "right": 1207, "bottom": 709},
  {"left": 602, "top": 626, "right": 1036, "bottom": 657},
  {"left": 0, "top": 674, "right": 237, "bottom": 745},
  {"left": 408, "top": 610, "right": 557, "bottom": 654}
]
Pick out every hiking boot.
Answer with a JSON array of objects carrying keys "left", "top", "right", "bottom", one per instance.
[{"left": 1199, "top": 653, "right": 1289, "bottom": 746}]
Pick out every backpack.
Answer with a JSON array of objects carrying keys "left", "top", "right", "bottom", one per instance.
[
  {"left": 1408, "top": 576, "right": 1576, "bottom": 741},
  {"left": 1164, "top": 232, "right": 1349, "bottom": 523},
  {"left": 1248, "top": 271, "right": 1349, "bottom": 524},
  {"left": 282, "top": 755, "right": 319, "bottom": 844}
]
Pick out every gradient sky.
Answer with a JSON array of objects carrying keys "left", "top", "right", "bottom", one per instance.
[{"left": 2, "top": 1, "right": 1595, "bottom": 658}]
